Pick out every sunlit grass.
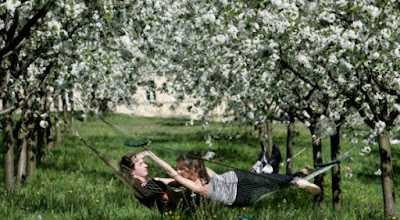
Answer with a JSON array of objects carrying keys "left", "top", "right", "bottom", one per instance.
[{"left": 0, "top": 113, "right": 399, "bottom": 219}]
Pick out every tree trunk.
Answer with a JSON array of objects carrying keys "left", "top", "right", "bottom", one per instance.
[
  {"left": 310, "top": 125, "right": 324, "bottom": 205},
  {"left": 46, "top": 116, "right": 54, "bottom": 148},
  {"left": 330, "top": 125, "right": 342, "bottom": 210},
  {"left": 258, "top": 121, "right": 266, "bottom": 153},
  {"left": 54, "top": 95, "right": 62, "bottom": 142},
  {"left": 2, "top": 96, "right": 15, "bottom": 191},
  {"left": 62, "top": 91, "right": 70, "bottom": 132},
  {"left": 17, "top": 136, "right": 27, "bottom": 185},
  {"left": 17, "top": 106, "right": 29, "bottom": 185},
  {"left": 45, "top": 98, "right": 54, "bottom": 149},
  {"left": 26, "top": 117, "right": 36, "bottom": 180},
  {"left": 378, "top": 129, "right": 396, "bottom": 218},
  {"left": 69, "top": 91, "right": 74, "bottom": 125},
  {"left": 37, "top": 123, "right": 47, "bottom": 163},
  {"left": 286, "top": 117, "right": 295, "bottom": 175},
  {"left": 266, "top": 119, "right": 274, "bottom": 158},
  {"left": 37, "top": 89, "right": 48, "bottom": 162}
]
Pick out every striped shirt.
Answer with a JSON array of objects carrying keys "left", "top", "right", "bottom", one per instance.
[{"left": 207, "top": 171, "right": 238, "bottom": 205}]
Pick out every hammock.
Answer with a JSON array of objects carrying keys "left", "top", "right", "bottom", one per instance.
[{"left": 77, "top": 130, "right": 355, "bottom": 208}]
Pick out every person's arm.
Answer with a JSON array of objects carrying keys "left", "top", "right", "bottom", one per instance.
[{"left": 142, "top": 151, "right": 210, "bottom": 196}]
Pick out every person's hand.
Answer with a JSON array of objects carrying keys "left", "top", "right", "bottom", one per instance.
[{"left": 139, "top": 151, "right": 153, "bottom": 158}]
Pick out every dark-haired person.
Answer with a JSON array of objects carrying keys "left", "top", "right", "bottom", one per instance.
[
  {"left": 140, "top": 151, "right": 321, "bottom": 207},
  {"left": 120, "top": 152, "right": 196, "bottom": 212}
]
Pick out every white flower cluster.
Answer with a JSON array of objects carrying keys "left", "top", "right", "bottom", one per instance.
[
  {"left": 345, "top": 166, "right": 353, "bottom": 179},
  {"left": 205, "top": 134, "right": 213, "bottom": 148},
  {"left": 203, "top": 151, "right": 215, "bottom": 160},
  {"left": 359, "top": 146, "right": 371, "bottom": 156},
  {"left": 1, "top": 0, "right": 21, "bottom": 14}
]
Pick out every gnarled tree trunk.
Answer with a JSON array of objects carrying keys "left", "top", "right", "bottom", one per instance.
[
  {"left": 266, "top": 119, "right": 274, "bottom": 158},
  {"left": 286, "top": 116, "right": 295, "bottom": 175},
  {"left": 258, "top": 121, "right": 266, "bottom": 154},
  {"left": 62, "top": 91, "right": 70, "bottom": 132},
  {"left": 2, "top": 91, "right": 15, "bottom": 191},
  {"left": 69, "top": 91, "right": 74, "bottom": 125},
  {"left": 310, "top": 125, "right": 324, "bottom": 206},
  {"left": 17, "top": 105, "right": 30, "bottom": 185},
  {"left": 330, "top": 125, "right": 342, "bottom": 210},
  {"left": 26, "top": 116, "right": 37, "bottom": 180},
  {"left": 378, "top": 129, "right": 396, "bottom": 218},
  {"left": 54, "top": 95, "right": 62, "bottom": 142}
]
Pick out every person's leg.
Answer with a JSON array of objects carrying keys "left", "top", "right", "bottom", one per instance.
[
  {"left": 233, "top": 171, "right": 294, "bottom": 206},
  {"left": 262, "top": 173, "right": 321, "bottom": 195},
  {"left": 251, "top": 143, "right": 274, "bottom": 174},
  {"left": 251, "top": 144, "right": 268, "bottom": 173},
  {"left": 293, "top": 165, "right": 315, "bottom": 178}
]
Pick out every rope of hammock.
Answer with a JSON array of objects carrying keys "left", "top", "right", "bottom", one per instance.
[
  {"left": 75, "top": 132, "right": 146, "bottom": 199},
  {"left": 253, "top": 145, "right": 357, "bottom": 203}
]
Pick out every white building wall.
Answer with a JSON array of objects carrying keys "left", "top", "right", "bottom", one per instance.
[{"left": 116, "top": 77, "right": 226, "bottom": 120}]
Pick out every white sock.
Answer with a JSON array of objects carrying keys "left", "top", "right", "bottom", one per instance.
[
  {"left": 261, "top": 164, "right": 273, "bottom": 174},
  {"left": 252, "top": 161, "right": 263, "bottom": 173}
]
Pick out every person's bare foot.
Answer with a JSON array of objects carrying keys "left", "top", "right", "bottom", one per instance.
[
  {"left": 296, "top": 179, "right": 321, "bottom": 195},
  {"left": 300, "top": 166, "right": 315, "bottom": 175}
]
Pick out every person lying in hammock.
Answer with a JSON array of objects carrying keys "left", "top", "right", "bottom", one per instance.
[
  {"left": 140, "top": 151, "right": 321, "bottom": 207},
  {"left": 120, "top": 152, "right": 198, "bottom": 213}
]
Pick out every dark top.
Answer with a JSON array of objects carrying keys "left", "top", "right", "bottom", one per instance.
[
  {"left": 135, "top": 178, "right": 200, "bottom": 213},
  {"left": 135, "top": 179, "right": 169, "bottom": 212}
]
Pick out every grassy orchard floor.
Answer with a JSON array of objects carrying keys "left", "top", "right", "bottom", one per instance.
[{"left": 0, "top": 114, "right": 399, "bottom": 219}]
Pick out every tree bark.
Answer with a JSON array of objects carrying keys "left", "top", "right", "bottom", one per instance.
[
  {"left": 62, "top": 91, "right": 70, "bottom": 132},
  {"left": 54, "top": 94, "right": 62, "bottom": 142},
  {"left": 286, "top": 116, "right": 295, "bottom": 175},
  {"left": 46, "top": 116, "right": 54, "bottom": 148},
  {"left": 45, "top": 98, "right": 54, "bottom": 148},
  {"left": 69, "top": 91, "right": 74, "bottom": 125},
  {"left": 2, "top": 95, "right": 15, "bottom": 191},
  {"left": 378, "top": 129, "right": 396, "bottom": 218},
  {"left": 16, "top": 105, "right": 29, "bottom": 185},
  {"left": 17, "top": 135, "right": 27, "bottom": 185},
  {"left": 258, "top": 121, "right": 266, "bottom": 154},
  {"left": 37, "top": 123, "right": 47, "bottom": 163},
  {"left": 37, "top": 87, "right": 47, "bottom": 162},
  {"left": 330, "top": 125, "right": 342, "bottom": 210},
  {"left": 310, "top": 125, "right": 324, "bottom": 206},
  {"left": 26, "top": 116, "right": 36, "bottom": 180},
  {"left": 266, "top": 119, "right": 274, "bottom": 158}
]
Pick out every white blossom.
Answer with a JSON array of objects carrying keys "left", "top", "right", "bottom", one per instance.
[
  {"left": 370, "top": 52, "right": 380, "bottom": 60},
  {"left": 204, "top": 151, "right": 215, "bottom": 160},
  {"left": 297, "top": 53, "right": 312, "bottom": 68},
  {"left": 361, "top": 146, "right": 371, "bottom": 154},
  {"left": 3, "top": 0, "right": 21, "bottom": 14},
  {"left": 319, "top": 11, "right": 336, "bottom": 23},
  {"left": 205, "top": 135, "right": 213, "bottom": 147},
  {"left": 39, "top": 120, "right": 49, "bottom": 129}
]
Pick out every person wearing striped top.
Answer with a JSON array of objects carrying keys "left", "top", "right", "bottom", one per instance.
[{"left": 142, "top": 151, "right": 321, "bottom": 207}]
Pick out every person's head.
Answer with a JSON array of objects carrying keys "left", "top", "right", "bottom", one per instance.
[
  {"left": 120, "top": 152, "right": 148, "bottom": 183},
  {"left": 176, "top": 152, "right": 210, "bottom": 183}
]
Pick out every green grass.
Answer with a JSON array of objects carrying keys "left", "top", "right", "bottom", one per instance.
[{"left": 0, "top": 114, "right": 399, "bottom": 219}]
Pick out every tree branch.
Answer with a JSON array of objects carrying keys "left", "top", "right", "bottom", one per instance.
[{"left": 0, "top": 1, "right": 55, "bottom": 61}]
